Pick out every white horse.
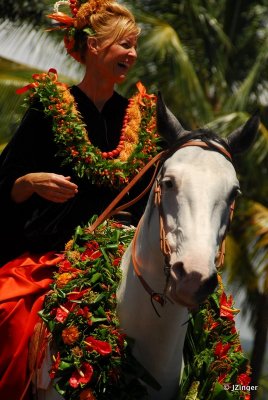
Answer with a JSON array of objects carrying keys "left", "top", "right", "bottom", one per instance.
[
  {"left": 116, "top": 96, "right": 259, "bottom": 399},
  {"left": 35, "top": 95, "right": 259, "bottom": 400}
]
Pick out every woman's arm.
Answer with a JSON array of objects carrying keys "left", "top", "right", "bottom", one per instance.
[
  {"left": 11, "top": 172, "right": 78, "bottom": 203},
  {"left": 1, "top": 102, "right": 78, "bottom": 206}
]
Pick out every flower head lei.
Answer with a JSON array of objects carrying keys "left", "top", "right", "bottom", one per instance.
[
  {"left": 47, "top": 0, "right": 117, "bottom": 63},
  {"left": 17, "top": 69, "right": 160, "bottom": 189}
]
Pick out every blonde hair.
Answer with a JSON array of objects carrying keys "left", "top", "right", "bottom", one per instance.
[{"left": 68, "top": 0, "right": 140, "bottom": 63}]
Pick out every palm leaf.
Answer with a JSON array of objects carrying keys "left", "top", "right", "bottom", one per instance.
[{"left": 224, "top": 31, "right": 268, "bottom": 111}]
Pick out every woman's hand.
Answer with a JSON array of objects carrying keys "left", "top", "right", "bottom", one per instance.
[{"left": 11, "top": 173, "right": 78, "bottom": 203}]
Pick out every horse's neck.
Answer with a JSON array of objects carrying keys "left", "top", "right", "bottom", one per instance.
[{"left": 117, "top": 210, "right": 188, "bottom": 399}]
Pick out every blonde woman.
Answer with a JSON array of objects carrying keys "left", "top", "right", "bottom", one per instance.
[{"left": 0, "top": 1, "right": 159, "bottom": 399}]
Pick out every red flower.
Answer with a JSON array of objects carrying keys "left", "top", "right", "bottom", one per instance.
[
  {"left": 59, "top": 259, "right": 73, "bottom": 272},
  {"left": 67, "top": 289, "right": 89, "bottom": 301},
  {"left": 77, "top": 306, "right": 92, "bottom": 324},
  {"left": 237, "top": 373, "right": 251, "bottom": 386},
  {"left": 79, "top": 388, "right": 96, "bottom": 400},
  {"left": 85, "top": 336, "right": 112, "bottom": 356},
  {"left": 218, "top": 372, "right": 227, "bottom": 384},
  {"left": 219, "top": 292, "right": 239, "bottom": 321},
  {"left": 234, "top": 344, "right": 242, "bottom": 352},
  {"left": 49, "top": 352, "right": 61, "bottom": 379},
  {"left": 231, "top": 325, "right": 237, "bottom": 335},
  {"left": 113, "top": 257, "right": 121, "bottom": 266},
  {"left": 117, "top": 244, "right": 125, "bottom": 255},
  {"left": 69, "top": 362, "right": 94, "bottom": 388},
  {"left": 55, "top": 301, "right": 78, "bottom": 318},
  {"left": 214, "top": 342, "right": 231, "bottom": 358},
  {"left": 81, "top": 241, "right": 102, "bottom": 261},
  {"left": 110, "top": 222, "right": 123, "bottom": 229},
  {"left": 55, "top": 306, "right": 69, "bottom": 323},
  {"left": 210, "top": 321, "right": 220, "bottom": 330}
]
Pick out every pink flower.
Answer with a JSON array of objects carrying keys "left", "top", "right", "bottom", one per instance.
[
  {"left": 55, "top": 307, "right": 69, "bottom": 323},
  {"left": 69, "top": 362, "right": 94, "bottom": 388}
]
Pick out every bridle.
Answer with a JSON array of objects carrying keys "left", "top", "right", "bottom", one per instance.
[
  {"left": 131, "top": 139, "right": 235, "bottom": 315},
  {"left": 87, "top": 137, "right": 235, "bottom": 315}
]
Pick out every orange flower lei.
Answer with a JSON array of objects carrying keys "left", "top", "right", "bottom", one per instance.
[{"left": 17, "top": 69, "right": 160, "bottom": 189}]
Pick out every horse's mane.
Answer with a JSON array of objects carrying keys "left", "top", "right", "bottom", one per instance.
[{"left": 169, "top": 129, "right": 232, "bottom": 160}]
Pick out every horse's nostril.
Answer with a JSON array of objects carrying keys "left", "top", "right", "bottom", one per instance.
[
  {"left": 196, "top": 272, "right": 218, "bottom": 303},
  {"left": 172, "top": 261, "right": 186, "bottom": 279}
]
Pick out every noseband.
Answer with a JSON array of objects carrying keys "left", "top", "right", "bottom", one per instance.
[{"left": 131, "top": 139, "right": 235, "bottom": 314}]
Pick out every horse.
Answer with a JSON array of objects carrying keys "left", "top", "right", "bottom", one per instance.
[{"left": 35, "top": 94, "right": 259, "bottom": 400}]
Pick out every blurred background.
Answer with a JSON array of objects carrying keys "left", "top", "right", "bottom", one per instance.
[{"left": 0, "top": 1, "right": 267, "bottom": 398}]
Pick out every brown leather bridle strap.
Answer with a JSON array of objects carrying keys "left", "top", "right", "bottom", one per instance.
[
  {"left": 154, "top": 179, "right": 172, "bottom": 260},
  {"left": 179, "top": 140, "right": 233, "bottom": 161},
  {"left": 132, "top": 217, "right": 166, "bottom": 307},
  {"left": 86, "top": 150, "right": 167, "bottom": 233}
]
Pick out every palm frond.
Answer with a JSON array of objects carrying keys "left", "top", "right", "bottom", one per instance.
[
  {"left": 0, "top": 20, "right": 83, "bottom": 80},
  {"left": 136, "top": 17, "right": 213, "bottom": 125},
  {"left": 225, "top": 30, "right": 268, "bottom": 111}
]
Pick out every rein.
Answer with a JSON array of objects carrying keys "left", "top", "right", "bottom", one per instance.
[
  {"left": 86, "top": 150, "right": 167, "bottom": 233},
  {"left": 131, "top": 139, "right": 234, "bottom": 314}
]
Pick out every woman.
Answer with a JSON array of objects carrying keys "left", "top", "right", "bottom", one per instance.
[{"left": 0, "top": 1, "right": 159, "bottom": 399}]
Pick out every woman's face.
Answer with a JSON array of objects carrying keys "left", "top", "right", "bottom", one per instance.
[{"left": 94, "top": 34, "right": 138, "bottom": 84}]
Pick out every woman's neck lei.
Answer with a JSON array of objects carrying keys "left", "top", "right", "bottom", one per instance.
[{"left": 17, "top": 69, "right": 160, "bottom": 189}]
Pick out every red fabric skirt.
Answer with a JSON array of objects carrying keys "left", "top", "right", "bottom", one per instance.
[{"left": 0, "top": 252, "right": 61, "bottom": 400}]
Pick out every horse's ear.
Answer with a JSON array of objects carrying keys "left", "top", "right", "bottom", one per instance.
[
  {"left": 156, "top": 92, "right": 187, "bottom": 145},
  {"left": 227, "top": 114, "right": 260, "bottom": 154}
]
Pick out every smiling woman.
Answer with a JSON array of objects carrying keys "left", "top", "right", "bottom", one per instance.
[
  {"left": 0, "top": 2, "right": 161, "bottom": 400},
  {"left": 0, "top": 0, "right": 147, "bottom": 265}
]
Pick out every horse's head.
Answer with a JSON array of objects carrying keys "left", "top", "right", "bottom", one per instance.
[{"left": 151, "top": 94, "right": 260, "bottom": 308}]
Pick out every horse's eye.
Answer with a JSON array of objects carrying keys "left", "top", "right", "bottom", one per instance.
[
  {"left": 162, "top": 179, "right": 173, "bottom": 189},
  {"left": 229, "top": 187, "right": 242, "bottom": 203}
]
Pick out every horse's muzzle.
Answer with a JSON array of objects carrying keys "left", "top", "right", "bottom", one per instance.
[{"left": 195, "top": 272, "right": 218, "bottom": 303}]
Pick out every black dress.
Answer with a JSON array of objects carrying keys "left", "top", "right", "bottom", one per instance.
[{"left": 0, "top": 87, "right": 149, "bottom": 265}]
